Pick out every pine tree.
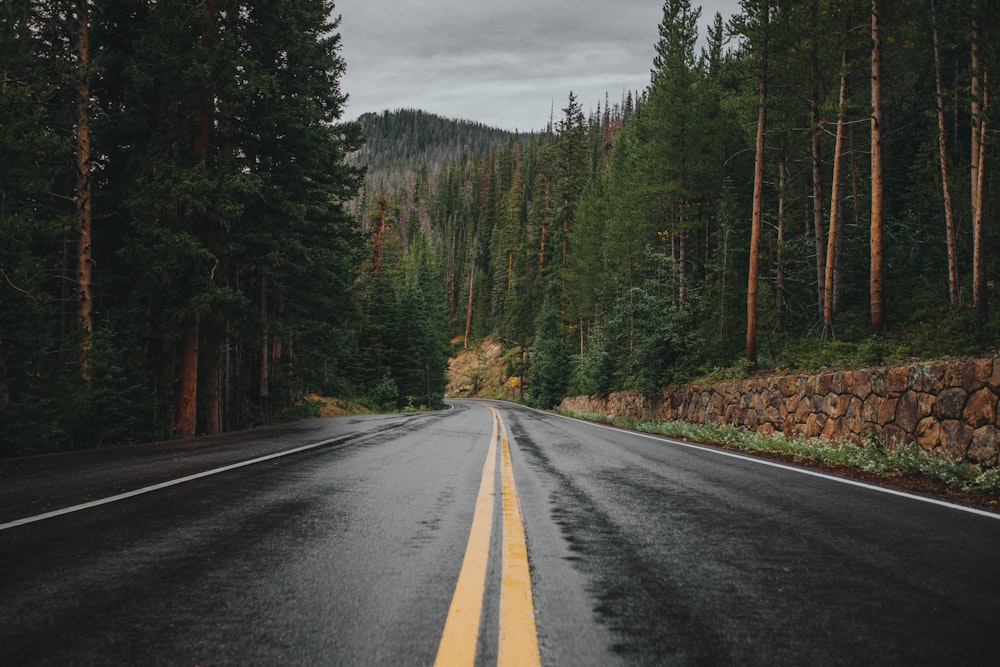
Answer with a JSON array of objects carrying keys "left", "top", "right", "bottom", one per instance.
[
  {"left": 0, "top": 1, "right": 76, "bottom": 454},
  {"left": 527, "top": 291, "right": 569, "bottom": 408}
]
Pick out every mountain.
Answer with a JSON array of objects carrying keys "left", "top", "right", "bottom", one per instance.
[{"left": 350, "top": 109, "right": 533, "bottom": 192}]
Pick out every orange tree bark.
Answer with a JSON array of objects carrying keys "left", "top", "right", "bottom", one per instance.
[
  {"left": 870, "top": 0, "right": 885, "bottom": 332},
  {"left": 823, "top": 47, "right": 848, "bottom": 340},
  {"left": 932, "top": 0, "right": 959, "bottom": 306},
  {"left": 746, "top": 1, "right": 768, "bottom": 364}
]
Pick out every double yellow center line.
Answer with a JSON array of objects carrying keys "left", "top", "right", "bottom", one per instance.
[{"left": 434, "top": 405, "right": 541, "bottom": 666}]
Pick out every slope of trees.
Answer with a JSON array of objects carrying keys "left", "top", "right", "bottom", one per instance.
[{"left": 351, "top": 109, "right": 529, "bottom": 191}]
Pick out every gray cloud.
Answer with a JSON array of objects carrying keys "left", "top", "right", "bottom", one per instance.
[{"left": 337, "top": 0, "right": 742, "bottom": 131}]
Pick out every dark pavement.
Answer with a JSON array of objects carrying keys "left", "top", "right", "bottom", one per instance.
[{"left": 2, "top": 400, "right": 999, "bottom": 665}]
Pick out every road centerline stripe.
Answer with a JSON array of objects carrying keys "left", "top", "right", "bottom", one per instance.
[
  {"left": 434, "top": 409, "right": 499, "bottom": 666},
  {"left": 495, "top": 407, "right": 542, "bottom": 667},
  {"left": 435, "top": 405, "right": 542, "bottom": 666}
]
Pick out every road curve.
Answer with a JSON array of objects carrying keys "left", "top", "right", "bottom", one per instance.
[{"left": 1, "top": 399, "right": 998, "bottom": 665}]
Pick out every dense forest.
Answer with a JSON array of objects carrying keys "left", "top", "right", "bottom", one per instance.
[
  {"left": 3, "top": 0, "right": 1000, "bottom": 456},
  {"left": 0, "top": 0, "right": 452, "bottom": 457},
  {"left": 361, "top": 0, "right": 1000, "bottom": 409}
]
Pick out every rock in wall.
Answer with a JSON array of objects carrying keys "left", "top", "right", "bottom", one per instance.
[{"left": 560, "top": 356, "right": 1000, "bottom": 467}]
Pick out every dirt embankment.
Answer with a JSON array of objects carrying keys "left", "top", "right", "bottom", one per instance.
[
  {"left": 446, "top": 336, "right": 524, "bottom": 399},
  {"left": 306, "top": 394, "right": 371, "bottom": 417}
]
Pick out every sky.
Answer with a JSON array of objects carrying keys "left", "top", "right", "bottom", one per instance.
[{"left": 337, "top": 0, "right": 743, "bottom": 133}]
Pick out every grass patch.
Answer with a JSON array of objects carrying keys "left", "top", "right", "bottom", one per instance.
[{"left": 557, "top": 409, "right": 1000, "bottom": 496}]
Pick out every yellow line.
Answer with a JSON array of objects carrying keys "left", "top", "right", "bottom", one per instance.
[
  {"left": 434, "top": 409, "right": 499, "bottom": 667},
  {"left": 495, "top": 407, "right": 542, "bottom": 667},
  {"left": 435, "top": 405, "right": 541, "bottom": 666}
]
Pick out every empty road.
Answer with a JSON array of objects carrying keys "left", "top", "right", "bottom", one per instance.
[{"left": 2, "top": 400, "right": 999, "bottom": 665}]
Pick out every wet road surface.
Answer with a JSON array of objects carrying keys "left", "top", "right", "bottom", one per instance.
[{"left": 2, "top": 400, "right": 999, "bottom": 665}]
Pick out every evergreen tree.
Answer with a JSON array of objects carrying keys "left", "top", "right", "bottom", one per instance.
[
  {"left": 527, "top": 291, "right": 569, "bottom": 409},
  {"left": 0, "top": 1, "right": 76, "bottom": 454}
]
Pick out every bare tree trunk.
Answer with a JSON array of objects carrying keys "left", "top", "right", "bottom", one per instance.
[
  {"left": 870, "top": 0, "right": 885, "bottom": 332},
  {"left": 447, "top": 268, "right": 456, "bottom": 318},
  {"left": 971, "top": 0, "right": 981, "bottom": 226},
  {"left": 746, "top": 2, "right": 768, "bottom": 364},
  {"left": 159, "top": 337, "right": 175, "bottom": 429},
  {"left": 174, "top": 317, "right": 200, "bottom": 439},
  {"left": 974, "top": 73, "right": 989, "bottom": 330},
  {"left": 202, "top": 257, "right": 225, "bottom": 435},
  {"left": 507, "top": 251, "right": 513, "bottom": 295},
  {"left": 464, "top": 261, "right": 475, "bottom": 350},
  {"left": 720, "top": 223, "right": 729, "bottom": 340},
  {"left": 202, "top": 312, "right": 223, "bottom": 435},
  {"left": 932, "top": 0, "right": 959, "bottom": 305},
  {"left": 776, "top": 154, "right": 787, "bottom": 331},
  {"left": 176, "top": 0, "right": 216, "bottom": 435},
  {"left": 74, "top": 0, "right": 93, "bottom": 379},
  {"left": 539, "top": 179, "right": 550, "bottom": 271},
  {"left": 823, "top": 48, "right": 849, "bottom": 340},
  {"left": 811, "top": 93, "right": 826, "bottom": 320},
  {"left": 678, "top": 225, "right": 687, "bottom": 308},
  {"left": 373, "top": 190, "right": 387, "bottom": 274},
  {"left": 562, "top": 207, "right": 569, "bottom": 288},
  {"left": 259, "top": 273, "right": 269, "bottom": 401}
]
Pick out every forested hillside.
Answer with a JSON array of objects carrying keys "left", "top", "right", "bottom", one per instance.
[
  {"left": 364, "top": 0, "right": 1000, "bottom": 409},
  {"left": 350, "top": 109, "right": 529, "bottom": 191}
]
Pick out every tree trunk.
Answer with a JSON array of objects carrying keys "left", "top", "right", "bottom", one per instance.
[
  {"left": 259, "top": 273, "right": 269, "bottom": 401},
  {"left": 746, "top": 2, "right": 768, "bottom": 364},
  {"left": 74, "top": 0, "right": 93, "bottom": 379},
  {"left": 464, "top": 261, "right": 475, "bottom": 350},
  {"left": 776, "top": 154, "right": 787, "bottom": 331},
  {"left": 974, "top": 73, "right": 989, "bottom": 330},
  {"left": 373, "top": 191, "right": 387, "bottom": 274},
  {"left": 971, "top": 0, "right": 981, "bottom": 227},
  {"left": 811, "top": 93, "right": 826, "bottom": 320},
  {"left": 159, "top": 337, "right": 175, "bottom": 429},
  {"left": 539, "top": 178, "right": 550, "bottom": 270},
  {"left": 678, "top": 201, "right": 688, "bottom": 308},
  {"left": 932, "top": 0, "right": 959, "bottom": 306},
  {"left": 870, "top": 0, "right": 885, "bottom": 332},
  {"left": 823, "top": 48, "right": 849, "bottom": 340},
  {"left": 720, "top": 223, "right": 729, "bottom": 340},
  {"left": 507, "top": 250, "right": 513, "bottom": 295},
  {"left": 447, "top": 268, "right": 456, "bottom": 317},
  {"left": 174, "top": 317, "right": 200, "bottom": 439},
  {"left": 202, "top": 310, "right": 223, "bottom": 435}
]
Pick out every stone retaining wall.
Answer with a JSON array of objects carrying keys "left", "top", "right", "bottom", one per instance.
[{"left": 560, "top": 356, "right": 1000, "bottom": 467}]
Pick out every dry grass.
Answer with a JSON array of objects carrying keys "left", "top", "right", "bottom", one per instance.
[
  {"left": 306, "top": 394, "right": 372, "bottom": 417},
  {"left": 447, "top": 336, "right": 517, "bottom": 398}
]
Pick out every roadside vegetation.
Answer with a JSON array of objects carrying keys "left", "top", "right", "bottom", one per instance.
[{"left": 559, "top": 409, "right": 1000, "bottom": 498}]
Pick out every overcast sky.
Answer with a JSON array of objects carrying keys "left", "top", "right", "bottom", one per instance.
[{"left": 337, "top": 0, "right": 743, "bottom": 132}]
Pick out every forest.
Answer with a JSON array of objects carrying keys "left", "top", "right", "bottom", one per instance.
[
  {"left": 2, "top": 0, "right": 999, "bottom": 457},
  {"left": 1, "top": 0, "right": 451, "bottom": 456},
  {"left": 358, "top": 0, "right": 1000, "bottom": 409}
]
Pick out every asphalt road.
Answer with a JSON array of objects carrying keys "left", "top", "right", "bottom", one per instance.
[{"left": 2, "top": 400, "right": 999, "bottom": 665}]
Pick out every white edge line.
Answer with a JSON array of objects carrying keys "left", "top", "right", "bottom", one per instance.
[
  {"left": 486, "top": 399, "right": 1000, "bottom": 521},
  {"left": 0, "top": 434, "right": 354, "bottom": 531}
]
